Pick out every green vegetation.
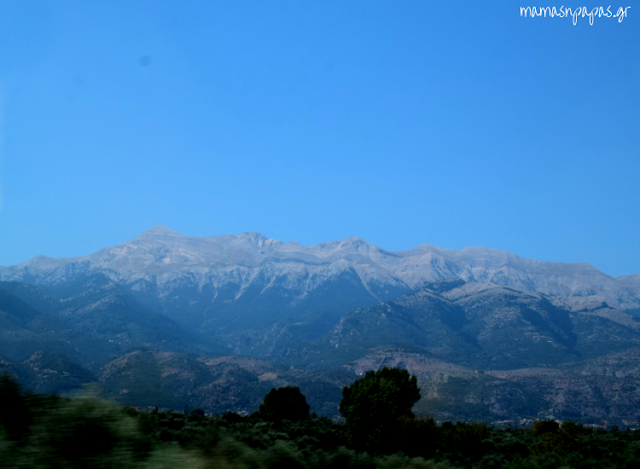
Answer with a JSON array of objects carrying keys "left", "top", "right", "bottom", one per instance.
[
  {"left": 340, "top": 367, "right": 421, "bottom": 452},
  {"left": 4, "top": 370, "right": 640, "bottom": 468},
  {"left": 260, "top": 386, "right": 310, "bottom": 421}
]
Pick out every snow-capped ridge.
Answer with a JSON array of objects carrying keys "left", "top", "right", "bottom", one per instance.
[
  {"left": 0, "top": 227, "right": 639, "bottom": 311},
  {"left": 238, "top": 231, "right": 282, "bottom": 249}
]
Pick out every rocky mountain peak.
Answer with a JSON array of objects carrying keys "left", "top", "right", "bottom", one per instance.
[
  {"left": 137, "top": 225, "right": 184, "bottom": 238},
  {"left": 337, "top": 236, "right": 373, "bottom": 252},
  {"left": 239, "top": 231, "right": 281, "bottom": 249}
]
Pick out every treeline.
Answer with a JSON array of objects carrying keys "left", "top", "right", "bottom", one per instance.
[{"left": 3, "top": 370, "right": 640, "bottom": 469}]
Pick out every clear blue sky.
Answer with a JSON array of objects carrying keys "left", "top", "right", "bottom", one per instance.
[{"left": 0, "top": 1, "right": 638, "bottom": 277}]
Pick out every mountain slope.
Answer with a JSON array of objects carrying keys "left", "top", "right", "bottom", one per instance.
[
  {"left": 339, "top": 347, "right": 640, "bottom": 423},
  {"left": 0, "top": 279, "right": 220, "bottom": 369},
  {"left": 1, "top": 227, "right": 638, "bottom": 356},
  {"left": 294, "top": 282, "right": 640, "bottom": 370},
  {"left": 98, "top": 349, "right": 352, "bottom": 417},
  {"left": 0, "top": 285, "right": 118, "bottom": 368}
]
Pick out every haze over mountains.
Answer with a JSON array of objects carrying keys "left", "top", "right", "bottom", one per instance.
[{"left": 2, "top": 226, "right": 640, "bottom": 421}]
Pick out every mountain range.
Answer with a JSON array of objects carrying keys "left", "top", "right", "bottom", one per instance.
[
  {"left": 1, "top": 227, "right": 640, "bottom": 422},
  {"left": 2, "top": 226, "right": 639, "bottom": 355}
]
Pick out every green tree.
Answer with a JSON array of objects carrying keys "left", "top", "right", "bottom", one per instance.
[
  {"left": 339, "top": 367, "right": 421, "bottom": 453},
  {"left": 259, "top": 386, "right": 310, "bottom": 421},
  {"left": 532, "top": 419, "right": 559, "bottom": 436},
  {"left": 0, "top": 373, "right": 32, "bottom": 441}
]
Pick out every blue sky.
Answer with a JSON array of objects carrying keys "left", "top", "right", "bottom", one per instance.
[{"left": 0, "top": 1, "right": 638, "bottom": 277}]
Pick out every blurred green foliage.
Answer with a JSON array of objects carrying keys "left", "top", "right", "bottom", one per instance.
[{"left": 4, "top": 371, "right": 640, "bottom": 468}]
